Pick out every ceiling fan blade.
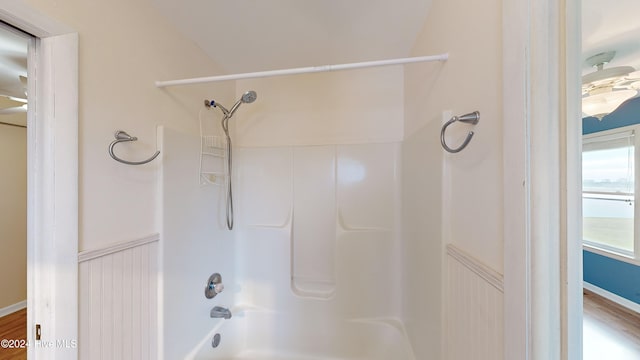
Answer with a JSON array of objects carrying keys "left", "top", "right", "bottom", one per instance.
[
  {"left": 0, "top": 105, "right": 27, "bottom": 115},
  {"left": 0, "top": 93, "right": 27, "bottom": 103}
]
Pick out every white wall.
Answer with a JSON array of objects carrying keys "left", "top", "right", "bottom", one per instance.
[
  {"left": 24, "top": 0, "right": 235, "bottom": 251},
  {"left": 402, "top": 0, "right": 504, "bottom": 357},
  {"left": 0, "top": 123, "right": 27, "bottom": 309},
  {"left": 234, "top": 67, "right": 404, "bottom": 147},
  {"left": 406, "top": 0, "right": 503, "bottom": 272}
]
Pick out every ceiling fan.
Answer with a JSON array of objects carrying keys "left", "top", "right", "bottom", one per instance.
[
  {"left": 0, "top": 75, "right": 27, "bottom": 117},
  {"left": 0, "top": 100, "right": 26, "bottom": 115},
  {"left": 0, "top": 75, "right": 27, "bottom": 128},
  {"left": 582, "top": 51, "right": 640, "bottom": 119}
]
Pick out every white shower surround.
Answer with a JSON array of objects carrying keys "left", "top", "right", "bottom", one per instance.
[
  {"left": 230, "top": 70, "right": 407, "bottom": 356},
  {"left": 235, "top": 143, "right": 401, "bottom": 307},
  {"left": 183, "top": 141, "right": 407, "bottom": 360},
  {"left": 161, "top": 130, "right": 411, "bottom": 359}
]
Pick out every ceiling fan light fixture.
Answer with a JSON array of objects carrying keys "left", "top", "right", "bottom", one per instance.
[
  {"left": 581, "top": 51, "right": 640, "bottom": 119},
  {"left": 582, "top": 65, "right": 636, "bottom": 85},
  {"left": 582, "top": 89, "right": 637, "bottom": 119}
]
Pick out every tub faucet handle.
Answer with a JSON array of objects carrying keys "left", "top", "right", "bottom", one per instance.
[
  {"left": 211, "top": 282, "right": 224, "bottom": 294},
  {"left": 205, "top": 273, "right": 224, "bottom": 299}
]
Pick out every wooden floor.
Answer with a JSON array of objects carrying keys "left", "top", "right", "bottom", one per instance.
[
  {"left": 0, "top": 309, "right": 26, "bottom": 360},
  {"left": 584, "top": 290, "right": 640, "bottom": 359}
]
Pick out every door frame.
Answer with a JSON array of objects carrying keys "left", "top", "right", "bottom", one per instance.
[
  {"left": 503, "top": 0, "right": 582, "bottom": 358},
  {"left": 0, "top": 3, "right": 78, "bottom": 359}
]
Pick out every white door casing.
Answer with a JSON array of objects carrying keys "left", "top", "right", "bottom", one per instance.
[
  {"left": 0, "top": 2, "right": 78, "bottom": 359},
  {"left": 503, "top": 0, "right": 582, "bottom": 359}
]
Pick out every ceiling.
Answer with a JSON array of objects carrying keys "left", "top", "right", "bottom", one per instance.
[
  {"left": 151, "top": 0, "right": 433, "bottom": 74},
  {"left": 582, "top": 0, "right": 640, "bottom": 74},
  {"left": 1, "top": 1, "right": 638, "bottom": 120},
  {"left": 150, "top": 0, "right": 640, "bottom": 77}
]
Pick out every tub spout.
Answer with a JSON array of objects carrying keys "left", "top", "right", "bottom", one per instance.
[{"left": 210, "top": 306, "right": 232, "bottom": 319}]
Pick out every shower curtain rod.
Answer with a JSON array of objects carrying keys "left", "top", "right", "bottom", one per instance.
[{"left": 155, "top": 53, "right": 449, "bottom": 87}]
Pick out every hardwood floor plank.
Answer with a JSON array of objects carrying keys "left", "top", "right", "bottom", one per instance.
[
  {"left": 584, "top": 290, "right": 640, "bottom": 360},
  {"left": 0, "top": 308, "right": 26, "bottom": 360}
]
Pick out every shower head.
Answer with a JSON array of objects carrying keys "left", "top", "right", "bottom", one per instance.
[
  {"left": 228, "top": 90, "right": 257, "bottom": 117},
  {"left": 241, "top": 91, "right": 257, "bottom": 104},
  {"left": 206, "top": 91, "right": 257, "bottom": 118}
]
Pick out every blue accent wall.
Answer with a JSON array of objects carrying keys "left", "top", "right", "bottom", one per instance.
[
  {"left": 583, "top": 96, "right": 640, "bottom": 305},
  {"left": 583, "top": 250, "right": 640, "bottom": 304}
]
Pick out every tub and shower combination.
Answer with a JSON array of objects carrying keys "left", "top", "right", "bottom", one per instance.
[{"left": 162, "top": 63, "right": 431, "bottom": 360}]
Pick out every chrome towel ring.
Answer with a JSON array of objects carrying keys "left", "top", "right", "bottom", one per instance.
[
  {"left": 440, "top": 111, "right": 480, "bottom": 153},
  {"left": 108, "top": 130, "right": 160, "bottom": 165}
]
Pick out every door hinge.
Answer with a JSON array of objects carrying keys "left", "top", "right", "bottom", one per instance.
[{"left": 35, "top": 324, "right": 41, "bottom": 340}]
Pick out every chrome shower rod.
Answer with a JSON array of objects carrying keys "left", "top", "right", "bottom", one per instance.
[{"left": 155, "top": 53, "right": 449, "bottom": 87}]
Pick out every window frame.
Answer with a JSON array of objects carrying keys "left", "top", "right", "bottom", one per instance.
[{"left": 583, "top": 124, "right": 640, "bottom": 264}]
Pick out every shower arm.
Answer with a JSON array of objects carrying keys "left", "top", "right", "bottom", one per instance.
[
  {"left": 206, "top": 99, "right": 244, "bottom": 119},
  {"left": 215, "top": 103, "right": 230, "bottom": 116}
]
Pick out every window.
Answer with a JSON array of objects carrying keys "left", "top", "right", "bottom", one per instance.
[{"left": 583, "top": 127, "right": 637, "bottom": 257}]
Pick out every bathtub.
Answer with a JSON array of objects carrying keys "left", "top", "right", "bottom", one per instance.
[{"left": 184, "top": 309, "right": 415, "bottom": 360}]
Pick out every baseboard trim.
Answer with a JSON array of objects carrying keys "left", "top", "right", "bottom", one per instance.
[
  {"left": 583, "top": 281, "right": 640, "bottom": 314},
  {"left": 0, "top": 300, "right": 26, "bottom": 317}
]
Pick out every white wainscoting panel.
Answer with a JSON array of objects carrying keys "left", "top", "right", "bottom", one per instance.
[
  {"left": 78, "top": 234, "right": 159, "bottom": 360},
  {"left": 446, "top": 244, "right": 504, "bottom": 360}
]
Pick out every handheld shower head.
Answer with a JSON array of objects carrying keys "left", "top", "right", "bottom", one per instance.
[
  {"left": 228, "top": 90, "right": 258, "bottom": 117},
  {"left": 208, "top": 90, "right": 257, "bottom": 231},
  {"left": 241, "top": 91, "right": 257, "bottom": 104}
]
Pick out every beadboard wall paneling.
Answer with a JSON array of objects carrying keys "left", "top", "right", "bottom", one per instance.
[
  {"left": 78, "top": 234, "right": 159, "bottom": 360},
  {"left": 446, "top": 244, "right": 504, "bottom": 360}
]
